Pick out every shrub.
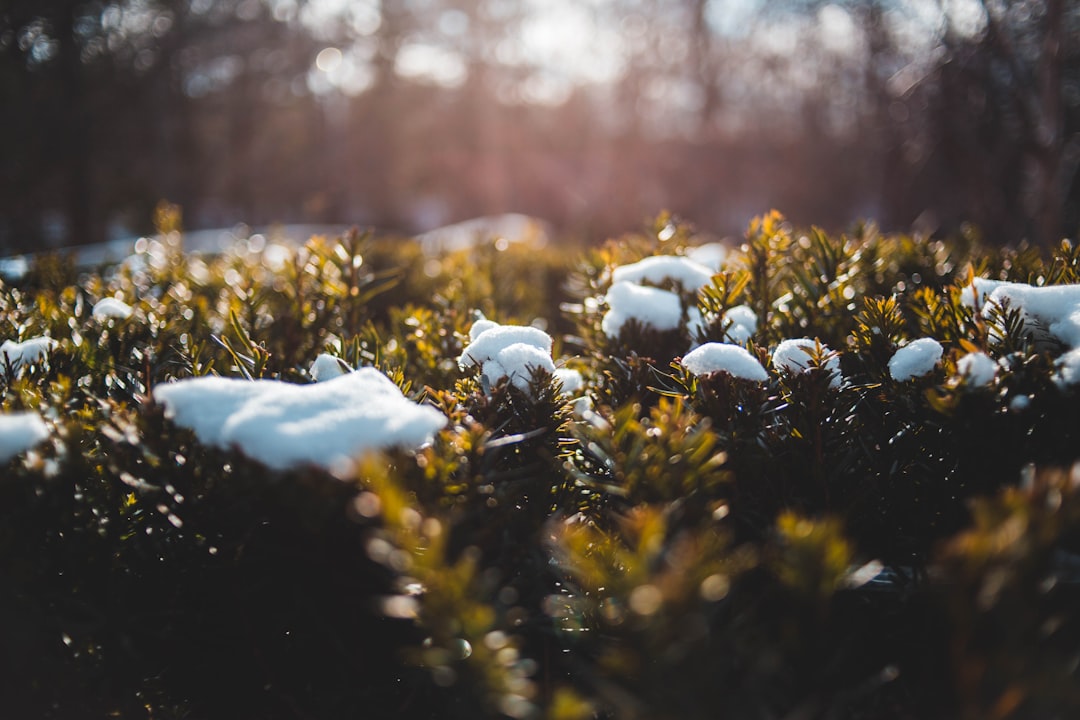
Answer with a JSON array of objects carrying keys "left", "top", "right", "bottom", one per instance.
[{"left": 2, "top": 213, "right": 1080, "bottom": 719}]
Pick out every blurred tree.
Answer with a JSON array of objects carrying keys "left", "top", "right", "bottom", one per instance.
[
  {"left": 0, "top": 0, "right": 1076, "bottom": 251},
  {"left": 0, "top": 0, "right": 320, "bottom": 251}
]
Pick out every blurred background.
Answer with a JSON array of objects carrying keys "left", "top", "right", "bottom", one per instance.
[{"left": 1, "top": 0, "right": 1077, "bottom": 253}]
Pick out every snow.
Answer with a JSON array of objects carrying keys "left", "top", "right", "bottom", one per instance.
[
  {"left": 610, "top": 255, "right": 715, "bottom": 292},
  {"left": 772, "top": 338, "right": 842, "bottom": 387},
  {"left": 888, "top": 338, "right": 943, "bottom": 381},
  {"left": 960, "top": 278, "right": 1011, "bottom": 309},
  {"left": 601, "top": 281, "right": 684, "bottom": 337},
  {"left": 310, "top": 353, "right": 349, "bottom": 381},
  {"left": 92, "top": 297, "right": 134, "bottom": 320},
  {"left": 962, "top": 277, "right": 1080, "bottom": 349},
  {"left": 152, "top": 368, "right": 447, "bottom": 471},
  {"left": 722, "top": 305, "right": 757, "bottom": 344},
  {"left": 687, "top": 307, "right": 705, "bottom": 340},
  {"left": 681, "top": 343, "right": 768, "bottom": 382},
  {"left": 956, "top": 351, "right": 997, "bottom": 387},
  {"left": 469, "top": 317, "right": 500, "bottom": 341},
  {"left": 1054, "top": 347, "right": 1080, "bottom": 388},
  {"left": 554, "top": 367, "right": 584, "bottom": 394},
  {"left": 983, "top": 282, "right": 1080, "bottom": 348},
  {"left": 481, "top": 343, "right": 557, "bottom": 392},
  {"left": 459, "top": 324, "right": 552, "bottom": 368},
  {"left": 685, "top": 243, "right": 728, "bottom": 272},
  {"left": 1009, "top": 394, "right": 1031, "bottom": 411},
  {"left": 1, "top": 337, "right": 58, "bottom": 370},
  {"left": 0, "top": 412, "right": 49, "bottom": 463},
  {"left": 459, "top": 320, "right": 556, "bottom": 393}
]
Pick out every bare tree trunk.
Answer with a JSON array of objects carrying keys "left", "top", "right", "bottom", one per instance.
[
  {"left": 690, "top": 0, "right": 720, "bottom": 135},
  {"left": 56, "top": 4, "right": 95, "bottom": 246},
  {"left": 1034, "top": 0, "right": 1065, "bottom": 246},
  {"left": 979, "top": 0, "right": 1067, "bottom": 246}
]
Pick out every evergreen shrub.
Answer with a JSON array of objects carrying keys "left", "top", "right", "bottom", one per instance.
[{"left": 2, "top": 212, "right": 1080, "bottom": 719}]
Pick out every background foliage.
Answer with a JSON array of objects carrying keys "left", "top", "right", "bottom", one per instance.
[
  {"left": 2, "top": 214, "right": 1080, "bottom": 719},
  {"left": 2, "top": 0, "right": 1078, "bottom": 250}
]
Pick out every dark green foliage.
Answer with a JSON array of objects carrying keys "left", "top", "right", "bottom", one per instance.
[{"left": 3, "top": 215, "right": 1080, "bottom": 719}]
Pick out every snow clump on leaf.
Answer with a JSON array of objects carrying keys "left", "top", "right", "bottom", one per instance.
[
  {"left": 0, "top": 412, "right": 49, "bottom": 463},
  {"left": 681, "top": 342, "right": 768, "bottom": 382},
  {"left": 152, "top": 369, "right": 447, "bottom": 472},
  {"left": 1, "top": 336, "right": 58, "bottom": 371},
  {"left": 92, "top": 297, "right": 134, "bottom": 320},
  {"left": 721, "top": 305, "right": 757, "bottom": 344},
  {"left": 459, "top": 320, "right": 556, "bottom": 393},
  {"left": 772, "top": 338, "right": 842, "bottom": 387},
  {"left": 685, "top": 243, "right": 727, "bottom": 272},
  {"left": 553, "top": 367, "right": 584, "bottom": 394},
  {"left": 310, "top": 353, "right": 350, "bottom": 382},
  {"left": 601, "top": 281, "right": 683, "bottom": 338},
  {"left": 956, "top": 351, "right": 997, "bottom": 387},
  {"left": 888, "top": 338, "right": 943, "bottom": 381},
  {"left": 962, "top": 277, "right": 1080, "bottom": 349},
  {"left": 610, "top": 254, "right": 715, "bottom": 292},
  {"left": 1054, "top": 347, "right": 1080, "bottom": 388}
]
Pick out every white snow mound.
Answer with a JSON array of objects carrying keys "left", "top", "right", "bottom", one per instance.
[
  {"left": 310, "top": 353, "right": 349, "bottom": 382},
  {"left": 889, "top": 338, "right": 943, "bottom": 381},
  {"left": 611, "top": 255, "right": 715, "bottom": 292},
  {"left": 554, "top": 368, "right": 584, "bottom": 394},
  {"left": 956, "top": 351, "right": 997, "bottom": 387},
  {"left": 984, "top": 283, "right": 1080, "bottom": 347},
  {"left": 960, "top": 278, "right": 1011, "bottom": 309},
  {"left": 152, "top": 369, "right": 447, "bottom": 471},
  {"left": 722, "top": 305, "right": 757, "bottom": 344},
  {"left": 682, "top": 343, "right": 768, "bottom": 382},
  {"left": 459, "top": 324, "right": 552, "bottom": 369},
  {"left": 962, "top": 278, "right": 1080, "bottom": 349},
  {"left": 481, "top": 342, "right": 557, "bottom": 391},
  {"left": 460, "top": 320, "right": 556, "bottom": 393},
  {"left": 772, "top": 338, "right": 842, "bottom": 387},
  {"left": 602, "top": 281, "right": 683, "bottom": 338},
  {"left": 92, "top": 298, "right": 134, "bottom": 320},
  {"left": 685, "top": 243, "right": 728, "bottom": 272},
  {"left": 469, "top": 317, "right": 500, "bottom": 341},
  {"left": 1055, "top": 347, "right": 1080, "bottom": 388},
  {"left": 0, "top": 412, "right": 49, "bottom": 463},
  {"left": 1, "top": 337, "right": 58, "bottom": 370}
]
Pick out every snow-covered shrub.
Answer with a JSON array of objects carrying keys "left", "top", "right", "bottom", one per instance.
[{"left": 3, "top": 214, "right": 1080, "bottom": 719}]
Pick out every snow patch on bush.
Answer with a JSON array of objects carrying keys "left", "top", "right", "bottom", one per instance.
[
  {"left": 721, "top": 305, "right": 757, "bottom": 344},
  {"left": 957, "top": 351, "right": 997, "bottom": 387},
  {"left": 460, "top": 320, "right": 556, "bottom": 392},
  {"left": 0, "top": 412, "right": 49, "bottom": 463},
  {"left": 602, "top": 281, "right": 683, "bottom": 338},
  {"left": 481, "top": 343, "right": 557, "bottom": 392},
  {"left": 611, "top": 255, "right": 714, "bottom": 292},
  {"left": 889, "top": 338, "right": 943, "bottom": 381},
  {"left": 152, "top": 369, "right": 447, "bottom": 471},
  {"left": 554, "top": 367, "right": 584, "bottom": 394},
  {"left": 310, "top": 353, "right": 349, "bottom": 382},
  {"left": 1, "top": 336, "right": 57, "bottom": 370},
  {"left": 772, "top": 338, "right": 842, "bottom": 387},
  {"left": 1054, "top": 347, "right": 1080, "bottom": 388},
  {"left": 963, "top": 277, "right": 1080, "bottom": 349},
  {"left": 985, "top": 283, "right": 1080, "bottom": 348},
  {"left": 92, "top": 298, "right": 134, "bottom": 320},
  {"left": 685, "top": 243, "right": 727, "bottom": 272},
  {"left": 959, "top": 278, "right": 1011, "bottom": 309},
  {"left": 681, "top": 343, "right": 768, "bottom": 382}
]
